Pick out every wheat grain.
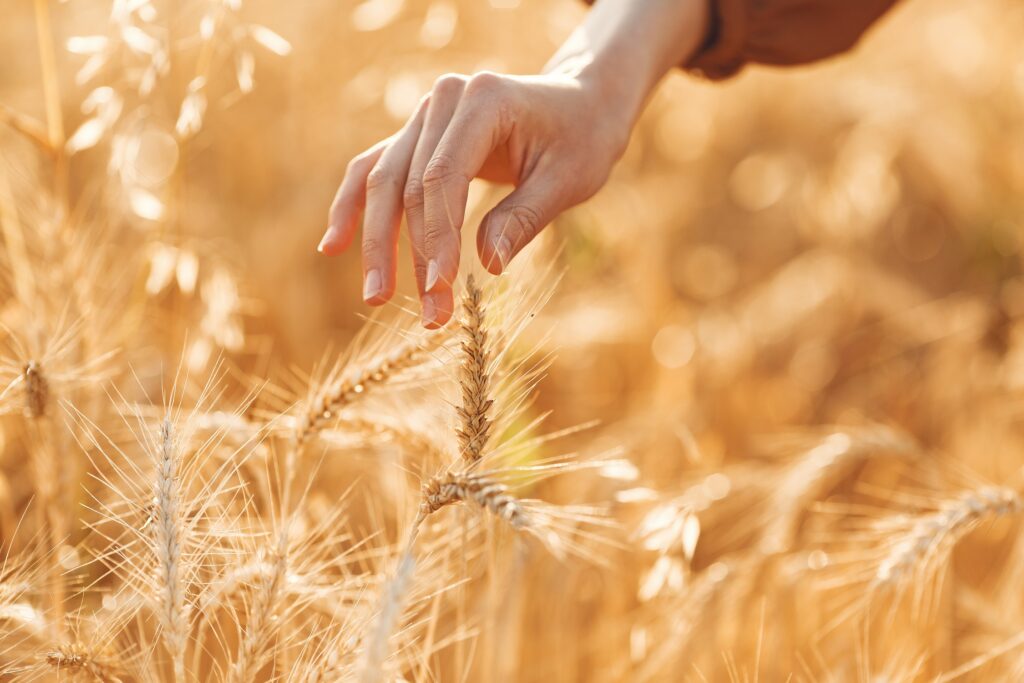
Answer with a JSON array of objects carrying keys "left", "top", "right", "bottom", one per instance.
[{"left": 22, "top": 361, "right": 47, "bottom": 419}]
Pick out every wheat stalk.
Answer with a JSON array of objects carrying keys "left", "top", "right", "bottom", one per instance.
[
  {"left": 359, "top": 551, "right": 416, "bottom": 683},
  {"left": 456, "top": 275, "right": 493, "bottom": 465},
  {"left": 0, "top": 103, "right": 53, "bottom": 155},
  {"left": 32, "top": 0, "right": 68, "bottom": 211}
]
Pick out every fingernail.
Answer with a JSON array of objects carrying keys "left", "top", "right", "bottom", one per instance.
[
  {"left": 495, "top": 236, "right": 512, "bottom": 269},
  {"left": 425, "top": 259, "right": 440, "bottom": 292},
  {"left": 363, "top": 269, "right": 382, "bottom": 301},
  {"left": 421, "top": 296, "right": 437, "bottom": 327}
]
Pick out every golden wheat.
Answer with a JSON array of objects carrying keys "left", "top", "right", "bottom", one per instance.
[
  {"left": 455, "top": 275, "right": 493, "bottom": 465},
  {"left": 1, "top": 0, "right": 1022, "bottom": 680}
]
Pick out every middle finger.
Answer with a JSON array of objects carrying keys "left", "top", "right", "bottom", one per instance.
[{"left": 404, "top": 75, "right": 466, "bottom": 326}]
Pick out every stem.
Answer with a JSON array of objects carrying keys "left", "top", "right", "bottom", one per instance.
[
  {"left": 30, "top": 422, "right": 65, "bottom": 638},
  {"left": 32, "top": 0, "right": 63, "bottom": 147},
  {"left": 32, "top": 0, "right": 68, "bottom": 216}
]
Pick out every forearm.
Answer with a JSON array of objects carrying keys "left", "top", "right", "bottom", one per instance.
[{"left": 544, "top": 0, "right": 709, "bottom": 134}]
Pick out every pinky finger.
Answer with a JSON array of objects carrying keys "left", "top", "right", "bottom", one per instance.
[{"left": 319, "top": 139, "right": 389, "bottom": 256}]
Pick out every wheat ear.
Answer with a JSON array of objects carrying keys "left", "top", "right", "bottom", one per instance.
[
  {"left": 227, "top": 533, "right": 288, "bottom": 683},
  {"left": 44, "top": 642, "right": 122, "bottom": 682},
  {"left": 874, "top": 485, "right": 1023, "bottom": 588},
  {"left": 421, "top": 470, "right": 530, "bottom": 530},
  {"left": 154, "top": 418, "right": 188, "bottom": 682},
  {"left": 761, "top": 426, "right": 917, "bottom": 554},
  {"left": 456, "top": 275, "right": 493, "bottom": 465},
  {"left": 296, "top": 333, "right": 444, "bottom": 447}
]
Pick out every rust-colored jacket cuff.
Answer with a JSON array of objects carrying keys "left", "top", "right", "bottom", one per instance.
[
  {"left": 687, "top": 0, "right": 902, "bottom": 79},
  {"left": 581, "top": 0, "right": 902, "bottom": 81}
]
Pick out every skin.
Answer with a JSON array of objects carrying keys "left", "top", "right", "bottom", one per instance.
[{"left": 319, "top": 0, "right": 710, "bottom": 328}]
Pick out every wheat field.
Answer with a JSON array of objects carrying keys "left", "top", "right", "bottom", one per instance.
[{"left": 1, "top": 0, "right": 1024, "bottom": 680}]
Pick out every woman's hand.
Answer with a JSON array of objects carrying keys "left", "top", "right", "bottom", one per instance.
[
  {"left": 318, "top": 71, "right": 629, "bottom": 328},
  {"left": 319, "top": 0, "right": 709, "bottom": 328}
]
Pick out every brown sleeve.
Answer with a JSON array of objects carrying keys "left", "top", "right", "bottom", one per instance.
[{"left": 688, "top": 0, "right": 903, "bottom": 79}]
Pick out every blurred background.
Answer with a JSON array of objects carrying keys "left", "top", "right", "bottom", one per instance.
[{"left": 2, "top": 0, "right": 1024, "bottom": 679}]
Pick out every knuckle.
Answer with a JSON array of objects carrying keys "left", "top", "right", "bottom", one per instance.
[
  {"left": 346, "top": 154, "right": 370, "bottom": 175},
  {"left": 466, "top": 70, "right": 502, "bottom": 96},
  {"left": 432, "top": 74, "right": 466, "bottom": 98},
  {"left": 402, "top": 177, "right": 425, "bottom": 208},
  {"left": 423, "top": 218, "right": 450, "bottom": 246},
  {"left": 365, "top": 163, "right": 398, "bottom": 192},
  {"left": 362, "top": 235, "right": 385, "bottom": 256},
  {"left": 508, "top": 205, "right": 543, "bottom": 239},
  {"left": 422, "top": 154, "right": 457, "bottom": 188}
]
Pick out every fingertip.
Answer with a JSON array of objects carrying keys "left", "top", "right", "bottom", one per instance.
[
  {"left": 425, "top": 259, "right": 441, "bottom": 292},
  {"left": 422, "top": 301, "right": 441, "bottom": 328},
  {"left": 477, "top": 210, "right": 515, "bottom": 274},
  {"left": 317, "top": 228, "right": 333, "bottom": 254},
  {"left": 318, "top": 225, "right": 354, "bottom": 256},
  {"left": 420, "top": 290, "right": 453, "bottom": 328},
  {"left": 363, "top": 268, "right": 395, "bottom": 305},
  {"left": 480, "top": 242, "right": 504, "bottom": 275}
]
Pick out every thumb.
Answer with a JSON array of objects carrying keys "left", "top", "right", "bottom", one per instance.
[{"left": 476, "top": 170, "right": 566, "bottom": 275}]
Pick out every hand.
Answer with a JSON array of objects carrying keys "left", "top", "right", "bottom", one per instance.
[
  {"left": 319, "top": 0, "right": 710, "bottom": 327},
  {"left": 318, "top": 70, "right": 630, "bottom": 328}
]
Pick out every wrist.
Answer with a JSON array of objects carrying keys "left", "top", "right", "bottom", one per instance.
[
  {"left": 544, "top": 0, "right": 710, "bottom": 142},
  {"left": 542, "top": 53, "right": 638, "bottom": 155}
]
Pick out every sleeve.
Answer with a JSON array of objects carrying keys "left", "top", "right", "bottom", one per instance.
[{"left": 688, "top": 0, "right": 903, "bottom": 80}]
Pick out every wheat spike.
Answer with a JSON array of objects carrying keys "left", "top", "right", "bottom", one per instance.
[
  {"left": 43, "top": 641, "right": 122, "bottom": 682},
  {"left": 153, "top": 417, "right": 188, "bottom": 682},
  {"left": 760, "top": 426, "right": 917, "bottom": 554},
  {"left": 456, "top": 275, "right": 493, "bottom": 465},
  {"left": 295, "top": 332, "right": 445, "bottom": 447},
  {"left": 227, "top": 533, "right": 288, "bottom": 683},
  {"left": 421, "top": 470, "right": 529, "bottom": 529},
  {"left": 874, "top": 485, "right": 1023, "bottom": 588}
]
